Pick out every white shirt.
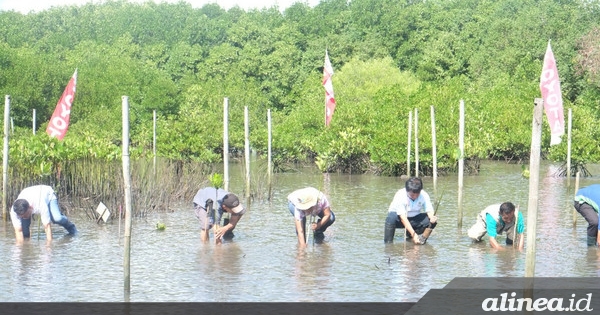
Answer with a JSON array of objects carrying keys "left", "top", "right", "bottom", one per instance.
[
  {"left": 388, "top": 188, "right": 434, "bottom": 218},
  {"left": 10, "top": 185, "right": 57, "bottom": 229}
]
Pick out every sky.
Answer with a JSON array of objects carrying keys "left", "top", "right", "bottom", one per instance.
[{"left": 0, "top": 0, "right": 321, "bottom": 14}]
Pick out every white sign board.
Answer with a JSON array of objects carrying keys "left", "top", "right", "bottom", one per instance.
[{"left": 96, "top": 202, "right": 111, "bottom": 223}]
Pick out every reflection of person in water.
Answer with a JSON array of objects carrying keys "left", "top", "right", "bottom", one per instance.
[
  {"left": 384, "top": 243, "right": 437, "bottom": 299},
  {"left": 294, "top": 244, "right": 332, "bottom": 301},
  {"left": 195, "top": 243, "right": 245, "bottom": 300}
]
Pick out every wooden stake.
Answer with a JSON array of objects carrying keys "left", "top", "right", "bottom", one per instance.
[{"left": 525, "top": 98, "right": 543, "bottom": 277}]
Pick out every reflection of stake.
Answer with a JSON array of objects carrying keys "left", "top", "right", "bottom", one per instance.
[
  {"left": 118, "top": 205, "right": 122, "bottom": 243},
  {"left": 422, "top": 190, "right": 445, "bottom": 242},
  {"left": 433, "top": 189, "right": 445, "bottom": 216},
  {"left": 37, "top": 214, "right": 41, "bottom": 241}
]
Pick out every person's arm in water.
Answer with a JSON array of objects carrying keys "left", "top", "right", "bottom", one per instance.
[
  {"left": 486, "top": 214, "right": 503, "bottom": 250},
  {"left": 295, "top": 218, "right": 307, "bottom": 247},
  {"left": 44, "top": 223, "right": 53, "bottom": 242},
  {"left": 597, "top": 222, "right": 600, "bottom": 247},
  {"left": 517, "top": 233, "right": 524, "bottom": 250},
  {"left": 14, "top": 226, "right": 24, "bottom": 243},
  {"left": 488, "top": 236, "right": 503, "bottom": 250}
]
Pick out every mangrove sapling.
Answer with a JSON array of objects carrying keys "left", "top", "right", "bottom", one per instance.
[{"left": 209, "top": 173, "right": 224, "bottom": 243}]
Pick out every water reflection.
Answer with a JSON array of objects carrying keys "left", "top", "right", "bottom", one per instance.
[
  {"left": 6, "top": 240, "right": 56, "bottom": 301},
  {"left": 383, "top": 243, "right": 438, "bottom": 300},
  {"left": 293, "top": 244, "right": 333, "bottom": 301},
  {"left": 195, "top": 242, "right": 245, "bottom": 300}
]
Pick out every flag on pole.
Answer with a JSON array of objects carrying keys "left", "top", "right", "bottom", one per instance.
[
  {"left": 323, "top": 50, "right": 336, "bottom": 126},
  {"left": 47, "top": 69, "right": 77, "bottom": 140},
  {"left": 539, "top": 41, "right": 565, "bottom": 146}
]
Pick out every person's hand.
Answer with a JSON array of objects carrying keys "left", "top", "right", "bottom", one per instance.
[
  {"left": 215, "top": 226, "right": 228, "bottom": 240},
  {"left": 310, "top": 222, "right": 318, "bottom": 231},
  {"left": 429, "top": 216, "right": 438, "bottom": 224},
  {"left": 412, "top": 234, "right": 422, "bottom": 244}
]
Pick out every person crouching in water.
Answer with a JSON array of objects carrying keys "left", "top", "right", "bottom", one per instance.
[
  {"left": 384, "top": 177, "right": 438, "bottom": 244},
  {"left": 287, "top": 187, "right": 335, "bottom": 247},
  {"left": 468, "top": 202, "right": 524, "bottom": 250},
  {"left": 10, "top": 185, "right": 77, "bottom": 243},
  {"left": 193, "top": 187, "right": 246, "bottom": 244}
]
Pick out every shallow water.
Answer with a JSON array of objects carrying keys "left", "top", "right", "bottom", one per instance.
[{"left": 1, "top": 161, "right": 599, "bottom": 302}]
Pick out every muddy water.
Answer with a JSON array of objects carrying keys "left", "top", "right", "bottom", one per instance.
[{"left": 1, "top": 161, "right": 599, "bottom": 302}]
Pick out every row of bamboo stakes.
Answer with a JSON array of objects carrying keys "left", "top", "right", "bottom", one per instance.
[{"left": 0, "top": 95, "right": 583, "bottom": 295}]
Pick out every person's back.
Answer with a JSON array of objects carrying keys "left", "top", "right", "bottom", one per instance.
[
  {"left": 468, "top": 202, "right": 524, "bottom": 250},
  {"left": 192, "top": 186, "right": 245, "bottom": 243},
  {"left": 575, "top": 184, "right": 600, "bottom": 210},
  {"left": 10, "top": 185, "right": 76, "bottom": 243},
  {"left": 574, "top": 184, "right": 600, "bottom": 246},
  {"left": 193, "top": 187, "right": 228, "bottom": 210}
]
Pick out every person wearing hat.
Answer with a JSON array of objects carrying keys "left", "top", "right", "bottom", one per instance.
[
  {"left": 193, "top": 187, "right": 246, "bottom": 244},
  {"left": 287, "top": 187, "right": 335, "bottom": 246},
  {"left": 10, "top": 185, "right": 77, "bottom": 243},
  {"left": 384, "top": 177, "right": 437, "bottom": 244}
]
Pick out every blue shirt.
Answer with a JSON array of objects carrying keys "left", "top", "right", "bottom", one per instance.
[{"left": 574, "top": 184, "right": 600, "bottom": 213}]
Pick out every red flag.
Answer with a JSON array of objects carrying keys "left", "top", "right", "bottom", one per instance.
[
  {"left": 323, "top": 50, "right": 336, "bottom": 126},
  {"left": 539, "top": 41, "right": 564, "bottom": 146},
  {"left": 47, "top": 69, "right": 77, "bottom": 140}
]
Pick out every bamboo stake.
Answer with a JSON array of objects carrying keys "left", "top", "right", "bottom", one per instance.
[
  {"left": 457, "top": 100, "right": 465, "bottom": 228},
  {"left": 122, "top": 96, "right": 133, "bottom": 294},
  {"left": 414, "top": 108, "right": 419, "bottom": 177},
  {"left": 118, "top": 204, "right": 122, "bottom": 244},
  {"left": 37, "top": 214, "right": 41, "bottom": 240},
  {"left": 267, "top": 109, "right": 272, "bottom": 201},
  {"left": 214, "top": 189, "right": 219, "bottom": 244},
  {"left": 407, "top": 111, "right": 412, "bottom": 177},
  {"left": 153, "top": 110, "right": 156, "bottom": 177},
  {"left": 223, "top": 98, "right": 229, "bottom": 191},
  {"left": 525, "top": 98, "right": 543, "bottom": 277},
  {"left": 513, "top": 205, "right": 519, "bottom": 249},
  {"left": 2, "top": 95, "right": 9, "bottom": 221},
  {"left": 32, "top": 109, "right": 36, "bottom": 135},
  {"left": 244, "top": 106, "right": 250, "bottom": 199},
  {"left": 431, "top": 106, "right": 438, "bottom": 190},
  {"left": 566, "top": 108, "right": 572, "bottom": 187},
  {"left": 573, "top": 171, "right": 580, "bottom": 228}
]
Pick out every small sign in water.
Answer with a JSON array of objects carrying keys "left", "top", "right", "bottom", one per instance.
[{"left": 96, "top": 202, "right": 111, "bottom": 223}]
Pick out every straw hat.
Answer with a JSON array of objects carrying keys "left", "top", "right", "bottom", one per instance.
[{"left": 289, "top": 187, "right": 320, "bottom": 210}]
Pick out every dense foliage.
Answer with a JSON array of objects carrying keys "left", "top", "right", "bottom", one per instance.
[{"left": 1, "top": 0, "right": 599, "bottom": 176}]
